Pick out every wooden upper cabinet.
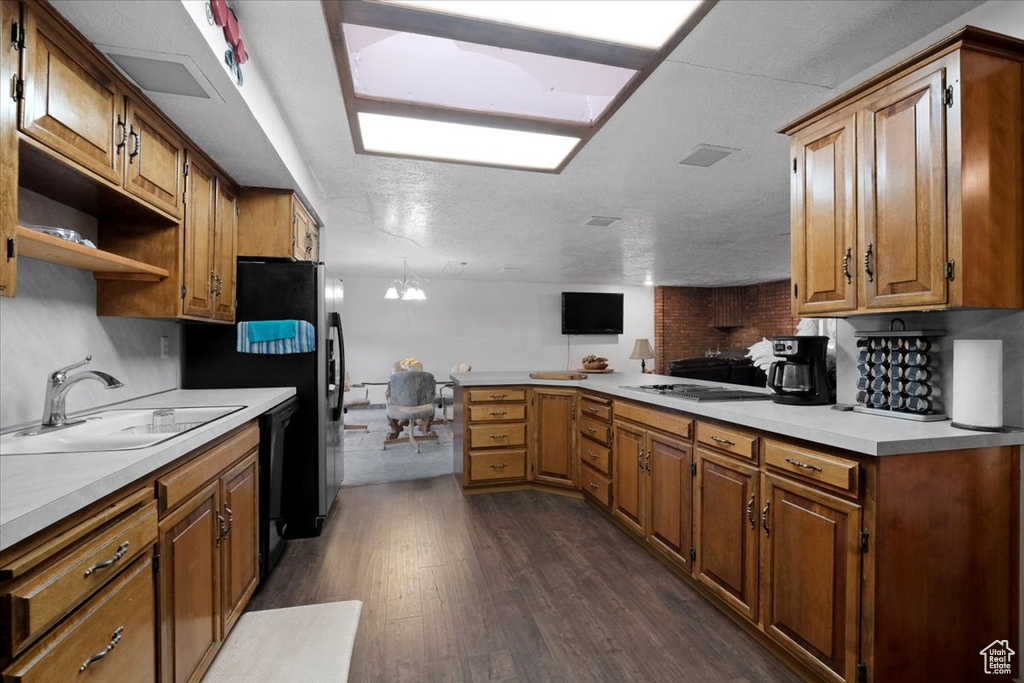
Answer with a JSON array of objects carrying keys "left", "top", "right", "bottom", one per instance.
[
  {"left": 612, "top": 420, "right": 645, "bottom": 537},
  {"left": 781, "top": 29, "right": 1024, "bottom": 313},
  {"left": 19, "top": 4, "right": 124, "bottom": 185},
  {"left": 124, "top": 98, "right": 185, "bottom": 219},
  {"left": 183, "top": 155, "right": 216, "bottom": 319},
  {"left": 790, "top": 111, "right": 857, "bottom": 315},
  {"left": 213, "top": 181, "right": 238, "bottom": 322},
  {"left": 220, "top": 453, "right": 258, "bottom": 635},
  {"left": 760, "top": 474, "right": 861, "bottom": 683},
  {"left": 531, "top": 388, "right": 576, "bottom": 487},
  {"left": 1, "top": 0, "right": 18, "bottom": 298},
  {"left": 646, "top": 432, "right": 693, "bottom": 570},
  {"left": 293, "top": 199, "right": 311, "bottom": 260},
  {"left": 237, "top": 188, "right": 318, "bottom": 260},
  {"left": 694, "top": 447, "right": 759, "bottom": 623},
  {"left": 158, "top": 480, "right": 222, "bottom": 683},
  {"left": 859, "top": 65, "right": 948, "bottom": 309}
]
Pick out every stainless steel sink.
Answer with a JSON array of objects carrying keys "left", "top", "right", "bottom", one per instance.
[{"left": 0, "top": 406, "right": 245, "bottom": 455}]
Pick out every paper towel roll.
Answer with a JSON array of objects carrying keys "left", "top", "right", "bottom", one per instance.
[{"left": 952, "top": 340, "right": 1003, "bottom": 430}]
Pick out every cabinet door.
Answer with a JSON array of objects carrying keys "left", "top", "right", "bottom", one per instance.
[
  {"left": 308, "top": 224, "right": 320, "bottom": 261},
  {"left": 20, "top": 5, "right": 124, "bottom": 185},
  {"left": 791, "top": 111, "right": 858, "bottom": 314},
  {"left": 158, "top": 481, "right": 221, "bottom": 683},
  {"left": 694, "top": 447, "right": 759, "bottom": 622},
  {"left": 212, "top": 180, "right": 238, "bottom": 322},
  {"left": 183, "top": 156, "right": 216, "bottom": 318},
  {"left": 124, "top": 98, "right": 184, "bottom": 218},
  {"left": 646, "top": 431, "right": 693, "bottom": 570},
  {"left": 859, "top": 66, "right": 947, "bottom": 309},
  {"left": 1, "top": 0, "right": 18, "bottom": 297},
  {"left": 292, "top": 199, "right": 309, "bottom": 260},
  {"left": 220, "top": 453, "right": 259, "bottom": 636},
  {"left": 612, "top": 421, "right": 645, "bottom": 537},
  {"left": 531, "top": 388, "right": 576, "bottom": 487},
  {"left": 760, "top": 474, "right": 861, "bottom": 683}
]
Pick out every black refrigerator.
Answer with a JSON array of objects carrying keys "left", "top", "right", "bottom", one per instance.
[{"left": 182, "top": 261, "right": 344, "bottom": 538}]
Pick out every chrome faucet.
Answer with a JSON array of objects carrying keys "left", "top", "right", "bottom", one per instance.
[{"left": 41, "top": 356, "right": 124, "bottom": 428}]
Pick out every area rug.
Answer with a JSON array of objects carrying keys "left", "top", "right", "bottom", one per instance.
[
  {"left": 203, "top": 601, "right": 362, "bottom": 682},
  {"left": 342, "top": 407, "right": 454, "bottom": 487}
]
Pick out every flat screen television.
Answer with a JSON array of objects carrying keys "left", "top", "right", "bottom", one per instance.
[{"left": 561, "top": 292, "right": 624, "bottom": 335}]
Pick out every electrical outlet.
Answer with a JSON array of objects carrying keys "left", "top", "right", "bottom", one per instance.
[{"left": 160, "top": 335, "right": 170, "bottom": 359}]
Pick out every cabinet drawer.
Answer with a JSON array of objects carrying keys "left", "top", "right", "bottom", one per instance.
[
  {"left": 157, "top": 422, "right": 258, "bottom": 514},
  {"left": 2, "top": 554, "right": 155, "bottom": 683},
  {"left": 2, "top": 502, "right": 157, "bottom": 658},
  {"left": 696, "top": 422, "right": 758, "bottom": 462},
  {"left": 615, "top": 402, "right": 692, "bottom": 439},
  {"left": 580, "top": 465, "right": 611, "bottom": 507},
  {"left": 579, "top": 439, "right": 611, "bottom": 476},
  {"left": 764, "top": 440, "right": 859, "bottom": 495},
  {"left": 468, "top": 423, "right": 526, "bottom": 449},
  {"left": 468, "top": 404, "right": 526, "bottom": 423},
  {"left": 469, "top": 450, "right": 527, "bottom": 482},
  {"left": 579, "top": 398, "right": 611, "bottom": 422},
  {"left": 467, "top": 388, "right": 526, "bottom": 403},
  {"left": 579, "top": 416, "right": 611, "bottom": 445}
]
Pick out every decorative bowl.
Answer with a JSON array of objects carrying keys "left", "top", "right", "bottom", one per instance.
[{"left": 582, "top": 361, "right": 609, "bottom": 370}]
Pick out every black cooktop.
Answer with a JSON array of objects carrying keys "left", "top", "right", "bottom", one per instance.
[{"left": 624, "top": 384, "right": 772, "bottom": 402}]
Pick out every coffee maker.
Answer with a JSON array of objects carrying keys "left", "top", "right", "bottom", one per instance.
[{"left": 768, "top": 336, "right": 833, "bottom": 405}]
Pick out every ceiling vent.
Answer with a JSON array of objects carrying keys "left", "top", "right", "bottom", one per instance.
[
  {"left": 583, "top": 216, "right": 621, "bottom": 227},
  {"left": 677, "top": 144, "right": 738, "bottom": 168},
  {"left": 99, "top": 45, "right": 222, "bottom": 101}
]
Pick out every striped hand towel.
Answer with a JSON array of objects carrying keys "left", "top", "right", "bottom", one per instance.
[{"left": 237, "top": 320, "right": 316, "bottom": 354}]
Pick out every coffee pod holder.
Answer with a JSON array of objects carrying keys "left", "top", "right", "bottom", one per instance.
[{"left": 851, "top": 318, "right": 947, "bottom": 422}]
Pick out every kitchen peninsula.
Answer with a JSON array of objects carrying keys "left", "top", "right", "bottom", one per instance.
[{"left": 451, "top": 371, "right": 1022, "bottom": 683}]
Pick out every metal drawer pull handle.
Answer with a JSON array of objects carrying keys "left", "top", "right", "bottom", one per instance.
[
  {"left": 489, "top": 463, "right": 507, "bottom": 469},
  {"left": 489, "top": 394, "right": 507, "bottom": 399},
  {"left": 490, "top": 411, "right": 507, "bottom": 416},
  {"left": 79, "top": 626, "right": 123, "bottom": 672},
  {"left": 586, "top": 426, "right": 597, "bottom": 434},
  {"left": 842, "top": 247, "right": 852, "bottom": 284},
  {"left": 216, "top": 510, "right": 227, "bottom": 544},
  {"left": 588, "top": 482, "right": 599, "bottom": 490},
  {"left": 645, "top": 452, "right": 651, "bottom": 475},
  {"left": 864, "top": 243, "right": 874, "bottom": 283},
  {"left": 637, "top": 448, "right": 644, "bottom": 469},
  {"left": 489, "top": 434, "right": 507, "bottom": 439},
  {"left": 746, "top": 495, "right": 755, "bottom": 529},
  {"left": 84, "top": 542, "right": 130, "bottom": 577},
  {"left": 710, "top": 435, "right": 735, "bottom": 446},
  {"left": 785, "top": 457, "right": 823, "bottom": 472},
  {"left": 588, "top": 451, "right": 598, "bottom": 459},
  {"left": 587, "top": 407, "right": 600, "bottom": 413},
  {"left": 761, "top": 501, "right": 771, "bottom": 537},
  {"left": 224, "top": 504, "right": 233, "bottom": 536}
]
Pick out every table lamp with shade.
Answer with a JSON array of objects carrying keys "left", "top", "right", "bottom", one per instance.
[{"left": 630, "top": 338, "right": 655, "bottom": 373}]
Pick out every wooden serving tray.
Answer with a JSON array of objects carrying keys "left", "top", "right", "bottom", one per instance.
[{"left": 530, "top": 371, "right": 587, "bottom": 380}]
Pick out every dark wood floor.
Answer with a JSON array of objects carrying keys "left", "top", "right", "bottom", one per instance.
[{"left": 249, "top": 476, "right": 800, "bottom": 682}]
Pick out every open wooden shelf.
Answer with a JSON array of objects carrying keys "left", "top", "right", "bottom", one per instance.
[{"left": 16, "top": 225, "right": 170, "bottom": 281}]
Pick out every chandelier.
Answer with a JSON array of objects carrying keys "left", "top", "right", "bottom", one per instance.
[{"left": 384, "top": 259, "right": 427, "bottom": 301}]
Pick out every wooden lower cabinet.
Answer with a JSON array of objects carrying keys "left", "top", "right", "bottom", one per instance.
[
  {"left": 157, "top": 436, "right": 259, "bottom": 683},
  {"left": 760, "top": 474, "right": 861, "bottom": 683},
  {"left": 158, "top": 481, "right": 221, "bottom": 683},
  {"left": 220, "top": 454, "right": 259, "bottom": 635},
  {"left": 646, "top": 432, "right": 693, "bottom": 570},
  {"left": 612, "top": 420, "right": 645, "bottom": 535},
  {"left": 693, "top": 447, "right": 759, "bottom": 622},
  {"left": 2, "top": 554, "right": 156, "bottom": 683},
  {"left": 531, "top": 388, "right": 576, "bottom": 487}
]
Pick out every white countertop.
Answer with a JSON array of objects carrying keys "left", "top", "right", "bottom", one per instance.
[
  {"left": 451, "top": 371, "right": 1024, "bottom": 457},
  {"left": 0, "top": 387, "right": 296, "bottom": 552}
]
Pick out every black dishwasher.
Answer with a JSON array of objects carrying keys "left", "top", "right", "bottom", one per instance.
[{"left": 258, "top": 396, "right": 299, "bottom": 581}]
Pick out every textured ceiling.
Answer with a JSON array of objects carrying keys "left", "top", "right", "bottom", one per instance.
[{"left": 53, "top": 0, "right": 982, "bottom": 286}]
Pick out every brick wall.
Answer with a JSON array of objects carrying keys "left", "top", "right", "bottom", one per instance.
[{"left": 654, "top": 280, "right": 799, "bottom": 371}]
